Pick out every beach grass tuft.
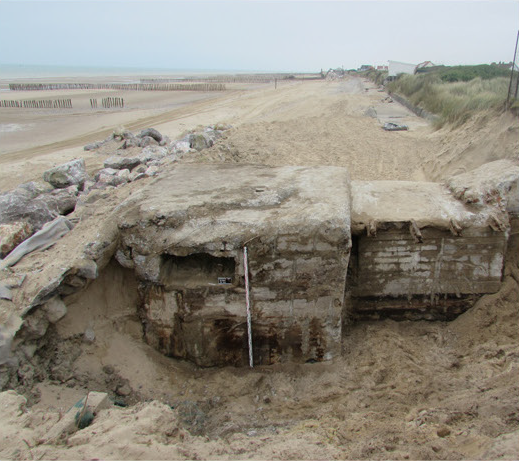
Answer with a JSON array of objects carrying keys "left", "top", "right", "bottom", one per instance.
[{"left": 388, "top": 73, "right": 509, "bottom": 128}]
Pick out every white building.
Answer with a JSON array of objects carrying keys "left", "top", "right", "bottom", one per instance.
[{"left": 388, "top": 60, "right": 416, "bottom": 77}]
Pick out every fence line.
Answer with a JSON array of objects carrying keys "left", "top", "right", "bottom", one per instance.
[
  {"left": 0, "top": 99, "right": 72, "bottom": 108},
  {"left": 141, "top": 76, "right": 276, "bottom": 84},
  {"left": 8, "top": 82, "right": 226, "bottom": 91},
  {"left": 101, "top": 97, "right": 124, "bottom": 108}
]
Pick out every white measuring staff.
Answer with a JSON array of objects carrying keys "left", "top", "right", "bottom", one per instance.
[{"left": 243, "top": 246, "right": 254, "bottom": 368}]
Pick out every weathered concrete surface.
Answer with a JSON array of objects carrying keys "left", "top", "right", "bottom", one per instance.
[
  {"left": 445, "top": 159, "right": 519, "bottom": 213},
  {"left": 118, "top": 164, "right": 352, "bottom": 366},
  {"left": 349, "top": 180, "right": 508, "bottom": 319}
]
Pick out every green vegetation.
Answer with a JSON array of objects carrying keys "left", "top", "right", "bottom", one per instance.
[
  {"left": 359, "top": 68, "right": 388, "bottom": 85},
  {"left": 418, "top": 64, "right": 511, "bottom": 82},
  {"left": 387, "top": 67, "right": 511, "bottom": 127}
]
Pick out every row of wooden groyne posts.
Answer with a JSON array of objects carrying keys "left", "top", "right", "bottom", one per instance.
[
  {"left": 0, "top": 98, "right": 124, "bottom": 109},
  {"left": 0, "top": 99, "right": 72, "bottom": 109},
  {"left": 8, "top": 82, "right": 226, "bottom": 91}
]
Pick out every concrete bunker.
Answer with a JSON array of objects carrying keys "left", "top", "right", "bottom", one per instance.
[
  {"left": 348, "top": 180, "right": 508, "bottom": 320},
  {"left": 115, "top": 163, "right": 352, "bottom": 366},
  {"left": 3, "top": 164, "right": 512, "bottom": 373}
]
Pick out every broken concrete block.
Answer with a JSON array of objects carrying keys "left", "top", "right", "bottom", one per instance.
[
  {"left": 43, "top": 391, "right": 111, "bottom": 443},
  {"left": 445, "top": 159, "right": 519, "bottom": 212}
]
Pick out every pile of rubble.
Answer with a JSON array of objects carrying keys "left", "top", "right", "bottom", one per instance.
[{"left": 0, "top": 124, "right": 231, "bottom": 263}]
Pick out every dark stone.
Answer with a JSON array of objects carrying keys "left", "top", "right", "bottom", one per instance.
[
  {"left": 138, "top": 128, "right": 163, "bottom": 143},
  {"left": 103, "top": 156, "right": 142, "bottom": 171},
  {"left": 139, "top": 136, "right": 159, "bottom": 148}
]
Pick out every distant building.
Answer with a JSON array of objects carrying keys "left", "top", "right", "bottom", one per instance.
[
  {"left": 388, "top": 60, "right": 416, "bottom": 77},
  {"left": 376, "top": 65, "right": 388, "bottom": 71},
  {"left": 359, "top": 65, "right": 374, "bottom": 71},
  {"left": 415, "top": 61, "right": 435, "bottom": 72}
]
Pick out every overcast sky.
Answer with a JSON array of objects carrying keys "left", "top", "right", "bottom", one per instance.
[{"left": 0, "top": 0, "right": 518, "bottom": 72}]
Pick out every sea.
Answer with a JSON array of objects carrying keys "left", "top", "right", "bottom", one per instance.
[{"left": 0, "top": 64, "right": 271, "bottom": 80}]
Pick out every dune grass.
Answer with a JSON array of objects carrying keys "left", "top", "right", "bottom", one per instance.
[{"left": 388, "top": 73, "right": 509, "bottom": 127}]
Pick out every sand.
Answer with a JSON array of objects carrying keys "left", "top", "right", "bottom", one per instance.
[
  {"left": 1, "top": 74, "right": 518, "bottom": 460},
  {"left": 0, "top": 77, "right": 433, "bottom": 190}
]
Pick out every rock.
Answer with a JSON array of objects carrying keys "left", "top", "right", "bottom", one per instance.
[
  {"left": 0, "top": 222, "right": 33, "bottom": 258},
  {"left": 129, "top": 171, "right": 147, "bottom": 182},
  {"left": 139, "top": 146, "right": 169, "bottom": 164},
  {"left": 94, "top": 168, "right": 119, "bottom": 181},
  {"left": 0, "top": 315, "right": 22, "bottom": 366},
  {"left": 18, "top": 181, "right": 53, "bottom": 198},
  {"left": 145, "top": 165, "right": 160, "bottom": 177},
  {"left": 43, "top": 158, "right": 88, "bottom": 189},
  {"left": 43, "top": 296, "right": 67, "bottom": 323},
  {"left": 1, "top": 274, "right": 26, "bottom": 289},
  {"left": 139, "top": 136, "right": 159, "bottom": 148},
  {"left": 437, "top": 427, "right": 451, "bottom": 438},
  {"left": 159, "top": 135, "right": 171, "bottom": 147},
  {"left": 82, "top": 180, "right": 96, "bottom": 193},
  {"left": 83, "top": 328, "right": 95, "bottom": 343},
  {"left": 23, "top": 308, "right": 49, "bottom": 339},
  {"left": 120, "top": 137, "right": 140, "bottom": 149},
  {"left": 138, "top": 128, "right": 163, "bottom": 143},
  {"left": 189, "top": 133, "right": 213, "bottom": 151},
  {"left": 0, "top": 284, "right": 12, "bottom": 300},
  {"left": 117, "top": 169, "right": 131, "bottom": 181},
  {"left": 84, "top": 141, "right": 103, "bottom": 151},
  {"left": 104, "top": 156, "right": 142, "bottom": 171},
  {"left": 103, "top": 364, "right": 115, "bottom": 374},
  {"left": 170, "top": 141, "right": 191, "bottom": 156},
  {"left": 44, "top": 187, "right": 78, "bottom": 215},
  {"left": 116, "top": 383, "right": 132, "bottom": 396},
  {"left": 364, "top": 107, "right": 377, "bottom": 118},
  {"left": 76, "top": 189, "right": 110, "bottom": 208},
  {"left": 0, "top": 187, "right": 57, "bottom": 232},
  {"left": 203, "top": 127, "right": 221, "bottom": 143},
  {"left": 96, "top": 172, "right": 128, "bottom": 188}
]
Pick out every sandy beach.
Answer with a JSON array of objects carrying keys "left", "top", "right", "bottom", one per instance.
[
  {"left": 0, "top": 74, "right": 433, "bottom": 190},
  {"left": 1, "top": 71, "right": 518, "bottom": 460}
]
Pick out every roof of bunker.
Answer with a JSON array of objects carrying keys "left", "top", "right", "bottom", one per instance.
[{"left": 116, "top": 164, "right": 352, "bottom": 249}]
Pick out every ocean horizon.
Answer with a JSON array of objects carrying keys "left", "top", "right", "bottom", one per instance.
[{"left": 0, "top": 63, "right": 299, "bottom": 80}]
